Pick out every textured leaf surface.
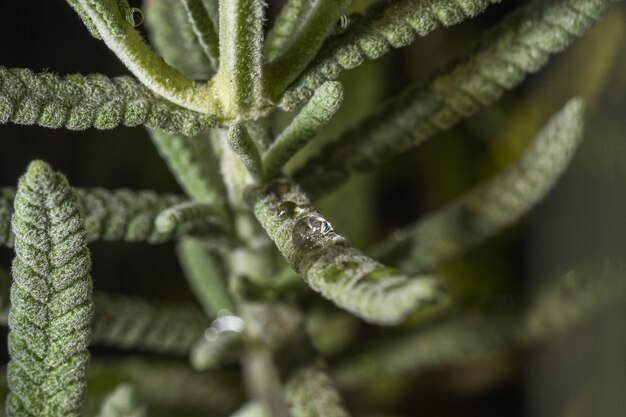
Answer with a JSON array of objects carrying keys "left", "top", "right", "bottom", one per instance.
[
  {"left": 91, "top": 292, "right": 209, "bottom": 355},
  {"left": 374, "top": 98, "right": 586, "bottom": 272},
  {"left": 0, "top": 67, "right": 216, "bottom": 135},
  {"left": 333, "top": 262, "right": 626, "bottom": 388},
  {"left": 279, "top": 0, "right": 502, "bottom": 109},
  {"left": 144, "top": 0, "right": 214, "bottom": 79},
  {"left": 285, "top": 363, "right": 351, "bottom": 417},
  {"left": 295, "top": 0, "right": 613, "bottom": 197},
  {"left": 250, "top": 180, "right": 445, "bottom": 325},
  {"left": 0, "top": 188, "right": 189, "bottom": 247},
  {"left": 7, "top": 161, "right": 93, "bottom": 417}
]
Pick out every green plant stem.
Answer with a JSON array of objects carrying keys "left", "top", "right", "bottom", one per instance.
[
  {"left": 215, "top": 0, "right": 266, "bottom": 117},
  {"left": 265, "top": 0, "right": 352, "bottom": 96},
  {"left": 228, "top": 124, "right": 264, "bottom": 179},
  {"left": 75, "top": 0, "right": 222, "bottom": 116}
]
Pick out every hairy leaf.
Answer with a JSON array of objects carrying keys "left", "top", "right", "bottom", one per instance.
[
  {"left": 155, "top": 201, "right": 224, "bottom": 234},
  {"left": 96, "top": 384, "right": 146, "bottom": 417},
  {"left": 227, "top": 124, "right": 263, "bottom": 178},
  {"left": 265, "top": 0, "right": 352, "bottom": 96},
  {"left": 190, "top": 330, "right": 242, "bottom": 371},
  {"left": 177, "top": 237, "right": 235, "bottom": 316},
  {"left": 249, "top": 180, "right": 446, "bottom": 325},
  {"left": 91, "top": 292, "right": 209, "bottom": 355},
  {"left": 145, "top": 0, "right": 214, "bottom": 79},
  {"left": 263, "top": 81, "right": 344, "bottom": 180},
  {"left": 180, "top": 0, "right": 220, "bottom": 70},
  {"left": 373, "top": 98, "right": 586, "bottom": 272},
  {"left": 294, "top": 0, "right": 613, "bottom": 197},
  {"left": 0, "top": 187, "right": 190, "bottom": 247},
  {"left": 264, "top": 0, "right": 312, "bottom": 61},
  {"left": 7, "top": 160, "right": 93, "bottom": 417},
  {"left": 333, "top": 262, "right": 626, "bottom": 388},
  {"left": 279, "top": 0, "right": 503, "bottom": 110},
  {"left": 0, "top": 67, "right": 216, "bottom": 134},
  {"left": 285, "top": 363, "right": 351, "bottom": 417}
]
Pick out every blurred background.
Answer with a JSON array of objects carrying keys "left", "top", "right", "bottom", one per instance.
[{"left": 0, "top": 1, "right": 624, "bottom": 416}]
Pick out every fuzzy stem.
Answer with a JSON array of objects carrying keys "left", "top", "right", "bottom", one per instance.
[
  {"left": 180, "top": 0, "right": 221, "bottom": 70},
  {"left": 215, "top": 0, "right": 266, "bottom": 117},
  {"left": 228, "top": 124, "right": 264, "bottom": 179}
]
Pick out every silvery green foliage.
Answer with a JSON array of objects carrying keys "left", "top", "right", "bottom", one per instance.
[
  {"left": 372, "top": 98, "right": 585, "bottom": 272},
  {"left": 7, "top": 161, "right": 93, "bottom": 417},
  {"left": 294, "top": 0, "right": 614, "bottom": 197},
  {"left": 0, "top": 188, "right": 192, "bottom": 247},
  {"left": 0, "top": 0, "right": 622, "bottom": 415},
  {"left": 249, "top": 180, "right": 445, "bottom": 325},
  {"left": 96, "top": 384, "right": 146, "bottom": 417},
  {"left": 285, "top": 363, "right": 351, "bottom": 417}
]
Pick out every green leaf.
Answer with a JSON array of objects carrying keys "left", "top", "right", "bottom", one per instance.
[
  {"left": 249, "top": 180, "right": 446, "bottom": 325},
  {"left": 155, "top": 201, "right": 225, "bottom": 234},
  {"left": 265, "top": 0, "right": 352, "bottom": 96},
  {"left": 333, "top": 262, "right": 626, "bottom": 389},
  {"left": 96, "top": 384, "right": 147, "bottom": 417},
  {"left": 285, "top": 362, "right": 351, "bottom": 417},
  {"left": 264, "top": 0, "right": 312, "bottom": 61},
  {"left": 230, "top": 402, "right": 271, "bottom": 417},
  {"left": 0, "top": 67, "right": 217, "bottom": 135},
  {"left": 190, "top": 330, "right": 242, "bottom": 371},
  {"left": 177, "top": 237, "right": 235, "bottom": 316},
  {"left": 144, "top": 0, "right": 214, "bottom": 80},
  {"left": 149, "top": 130, "right": 230, "bottom": 218},
  {"left": 294, "top": 0, "right": 613, "bottom": 197},
  {"left": 91, "top": 292, "right": 209, "bottom": 355},
  {"left": 279, "top": 0, "right": 503, "bottom": 110},
  {"left": 373, "top": 98, "right": 586, "bottom": 273},
  {"left": 263, "top": 81, "right": 344, "bottom": 180},
  {"left": 216, "top": 0, "right": 266, "bottom": 117},
  {"left": 180, "top": 0, "right": 220, "bottom": 70},
  {"left": 7, "top": 160, "right": 93, "bottom": 417},
  {"left": 0, "top": 187, "right": 195, "bottom": 247},
  {"left": 227, "top": 124, "right": 263, "bottom": 179}
]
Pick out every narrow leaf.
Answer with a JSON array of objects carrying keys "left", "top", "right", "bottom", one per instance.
[
  {"left": 374, "top": 98, "right": 586, "bottom": 273},
  {"left": 227, "top": 124, "right": 263, "bottom": 179},
  {"left": 249, "top": 179, "right": 446, "bottom": 325},
  {"left": 0, "top": 187, "right": 192, "bottom": 247},
  {"left": 91, "top": 292, "right": 209, "bottom": 355},
  {"left": 264, "top": 0, "right": 312, "bottom": 61},
  {"left": 150, "top": 130, "right": 231, "bottom": 221},
  {"left": 72, "top": 0, "right": 222, "bottom": 115},
  {"left": 0, "top": 67, "right": 216, "bottom": 135},
  {"left": 279, "top": 0, "right": 502, "bottom": 110},
  {"left": 230, "top": 402, "right": 271, "bottom": 417},
  {"left": 155, "top": 201, "right": 224, "bottom": 234},
  {"left": 265, "top": 0, "right": 352, "bottom": 96},
  {"left": 177, "top": 237, "right": 235, "bottom": 316},
  {"left": 7, "top": 160, "right": 93, "bottom": 417},
  {"left": 65, "top": 0, "right": 103, "bottom": 39},
  {"left": 285, "top": 363, "right": 351, "bottom": 417},
  {"left": 263, "top": 81, "right": 344, "bottom": 180},
  {"left": 333, "top": 262, "right": 626, "bottom": 389},
  {"left": 216, "top": 0, "right": 266, "bottom": 116},
  {"left": 145, "top": 0, "right": 214, "bottom": 79},
  {"left": 180, "top": 0, "right": 221, "bottom": 69},
  {"left": 294, "top": 0, "right": 613, "bottom": 197},
  {"left": 96, "top": 384, "right": 147, "bottom": 417},
  {"left": 190, "top": 330, "right": 242, "bottom": 371}
]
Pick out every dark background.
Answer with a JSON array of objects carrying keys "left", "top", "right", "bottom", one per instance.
[{"left": 1, "top": 1, "right": 625, "bottom": 416}]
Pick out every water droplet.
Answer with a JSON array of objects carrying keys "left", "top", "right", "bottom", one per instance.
[
  {"left": 126, "top": 7, "right": 144, "bottom": 27},
  {"left": 278, "top": 201, "right": 301, "bottom": 219},
  {"left": 292, "top": 214, "right": 337, "bottom": 250},
  {"left": 267, "top": 179, "right": 290, "bottom": 197},
  {"left": 335, "top": 14, "right": 349, "bottom": 34}
]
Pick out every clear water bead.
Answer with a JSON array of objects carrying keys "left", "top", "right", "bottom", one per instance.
[{"left": 292, "top": 214, "right": 337, "bottom": 250}]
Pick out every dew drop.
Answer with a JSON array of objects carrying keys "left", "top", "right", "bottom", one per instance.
[
  {"left": 292, "top": 214, "right": 337, "bottom": 250},
  {"left": 334, "top": 15, "right": 350, "bottom": 34},
  {"left": 127, "top": 7, "right": 144, "bottom": 27},
  {"left": 278, "top": 201, "right": 301, "bottom": 219}
]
